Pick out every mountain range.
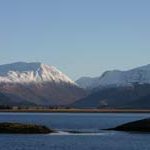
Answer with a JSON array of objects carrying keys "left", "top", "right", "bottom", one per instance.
[{"left": 0, "top": 62, "right": 150, "bottom": 109}]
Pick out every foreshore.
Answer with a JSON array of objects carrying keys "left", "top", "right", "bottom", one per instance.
[{"left": 0, "top": 109, "right": 150, "bottom": 113}]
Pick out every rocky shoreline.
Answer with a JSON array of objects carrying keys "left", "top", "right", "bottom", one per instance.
[{"left": 0, "top": 122, "right": 54, "bottom": 134}]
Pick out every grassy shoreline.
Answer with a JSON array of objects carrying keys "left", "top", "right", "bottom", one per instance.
[{"left": 0, "top": 109, "right": 150, "bottom": 113}]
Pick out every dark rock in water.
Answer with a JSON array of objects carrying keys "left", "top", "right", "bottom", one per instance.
[
  {"left": 106, "top": 118, "right": 150, "bottom": 132},
  {"left": 0, "top": 122, "right": 53, "bottom": 134}
]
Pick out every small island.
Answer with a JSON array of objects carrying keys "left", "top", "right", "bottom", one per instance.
[
  {"left": 105, "top": 118, "right": 150, "bottom": 132},
  {"left": 0, "top": 122, "right": 53, "bottom": 134}
]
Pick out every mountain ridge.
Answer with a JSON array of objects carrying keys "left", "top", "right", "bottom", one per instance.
[{"left": 76, "top": 64, "right": 150, "bottom": 89}]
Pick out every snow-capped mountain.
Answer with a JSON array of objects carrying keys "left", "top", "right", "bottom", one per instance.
[
  {"left": 0, "top": 62, "right": 75, "bottom": 84},
  {"left": 76, "top": 64, "right": 150, "bottom": 89},
  {"left": 0, "top": 62, "right": 85, "bottom": 106}
]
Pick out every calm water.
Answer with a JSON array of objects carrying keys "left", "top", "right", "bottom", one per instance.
[{"left": 0, "top": 112, "right": 149, "bottom": 150}]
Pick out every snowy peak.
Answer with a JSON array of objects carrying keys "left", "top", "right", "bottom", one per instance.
[
  {"left": 76, "top": 64, "right": 150, "bottom": 89},
  {"left": 0, "top": 62, "right": 75, "bottom": 84},
  {"left": 37, "top": 63, "right": 75, "bottom": 84}
]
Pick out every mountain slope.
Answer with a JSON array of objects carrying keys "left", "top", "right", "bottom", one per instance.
[
  {"left": 0, "top": 62, "right": 85, "bottom": 106},
  {"left": 72, "top": 83, "right": 150, "bottom": 109},
  {"left": 123, "top": 94, "right": 150, "bottom": 109}
]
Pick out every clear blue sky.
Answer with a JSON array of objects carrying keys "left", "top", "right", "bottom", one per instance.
[{"left": 0, "top": 0, "right": 150, "bottom": 80}]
